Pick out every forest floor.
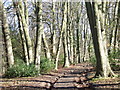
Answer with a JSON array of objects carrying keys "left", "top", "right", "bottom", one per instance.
[{"left": 0, "top": 63, "right": 120, "bottom": 90}]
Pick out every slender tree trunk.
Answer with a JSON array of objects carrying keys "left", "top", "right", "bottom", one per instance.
[
  {"left": 69, "top": 23, "right": 74, "bottom": 64},
  {"left": 67, "top": 28, "right": 70, "bottom": 64},
  {"left": 88, "top": 35, "right": 92, "bottom": 60},
  {"left": 52, "top": 2, "right": 56, "bottom": 57},
  {"left": 67, "top": 2, "right": 72, "bottom": 64},
  {"left": 62, "top": 2, "right": 70, "bottom": 67},
  {"left": 50, "top": 1, "right": 56, "bottom": 58},
  {"left": 0, "top": 15, "right": 4, "bottom": 74},
  {"left": 14, "top": 0, "right": 33, "bottom": 63},
  {"left": 68, "top": 2, "right": 74, "bottom": 64},
  {"left": 55, "top": 27, "right": 63, "bottom": 70},
  {"left": 19, "top": 0, "right": 33, "bottom": 63},
  {"left": 76, "top": 23, "right": 80, "bottom": 63},
  {"left": 73, "top": 22, "right": 77, "bottom": 64},
  {"left": 23, "top": 0, "right": 28, "bottom": 25},
  {"left": 0, "top": 0, "right": 14, "bottom": 67},
  {"left": 34, "top": 1, "right": 43, "bottom": 70},
  {"left": 113, "top": 2, "right": 120, "bottom": 52},
  {"left": 13, "top": 2, "right": 29, "bottom": 65},
  {"left": 55, "top": 2, "right": 63, "bottom": 70},
  {"left": 83, "top": 23, "right": 88, "bottom": 62},
  {"left": 76, "top": 8, "right": 81, "bottom": 63},
  {"left": 42, "top": 32, "right": 51, "bottom": 60},
  {"left": 108, "top": 2, "right": 119, "bottom": 54},
  {"left": 17, "top": 15, "right": 29, "bottom": 65}
]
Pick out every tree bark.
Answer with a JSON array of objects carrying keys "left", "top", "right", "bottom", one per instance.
[
  {"left": 113, "top": 2, "right": 120, "bottom": 52},
  {"left": 108, "top": 2, "right": 119, "bottom": 54},
  {"left": 86, "top": 2, "right": 116, "bottom": 77},
  {"left": 23, "top": 0, "right": 28, "bottom": 25},
  {"left": 42, "top": 32, "right": 51, "bottom": 60},
  {"left": 68, "top": 2, "right": 74, "bottom": 64},
  {"left": 76, "top": 7, "right": 81, "bottom": 63},
  {"left": 0, "top": 13, "right": 4, "bottom": 74},
  {"left": 55, "top": 26, "right": 63, "bottom": 70},
  {"left": 54, "top": 2, "right": 64, "bottom": 70},
  {"left": 34, "top": 0, "right": 43, "bottom": 70},
  {"left": 0, "top": 0, "right": 14, "bottom": 67},
  {"left": 17, "top": 0, "right": 33, "bottom": 64},
  {"left": 13, "top": 2, "right": 29, "bottom": 65},
  {"left": 62, "top": 2, "right": 70, "bottom": 67},
  {"left": 52, "top": 2, "right": 56, "bottom": 57}
]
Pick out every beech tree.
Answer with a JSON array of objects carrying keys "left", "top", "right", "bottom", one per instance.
[
  {"left": 85, "top": 1, "right": 116, "bottom": 77},
  {"left": 51, "top": 1, "right": 56, "bottom": 58},
  {"left": 62, "top": 2, "right": 70, "bottom": 67},
  {"left": 12, "top": 0, "right": 33, "bottom": 64},
  {"left": 0, "top": 0, "right": 14, "bottom": 67},
  {"left": 34, "top": 0, "right": 43, "bottom": 70},
  {"left": 106, "top": 2, "right": 120, "bottom": 54},
  {"left": 42, "top": 31, "right": 51, "bottom": 60},
  {"left": 0, "top": 8, "right": 4, "bottom": 74},
  {"left": 13, "top": 1, "right": 29, "bottom": 65}
]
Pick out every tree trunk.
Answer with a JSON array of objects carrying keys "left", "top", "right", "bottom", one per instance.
[
  {"left": 83, "top": 23, "right": 88, "bottom": 62},
  {"left": 0, "top": 15, "right": 4, "bottom": 74},
  {"left": 34, "top": 1, "right": 43, "bottom": 70},
  {"left": 55, "top": 27, "right": 63, "bottom": 70},
  {"left": 50, "top": 1, "right": 56, "bottom": 58},
  {"left": 55, "top": 2, "right": 64, "bottom": 70},
  {"left": 13, "top": 2, "right": 29, "bottom": 65},
  {"left": 68, "top": 2, "right": 74, "bottom": 64},
  {"left": 42, "top": 32, "right": 51, "bottom": 60},
  {"left": 23, "top": 0, "right": 28, "bottom": 25},
  {"left": 69, "top": 23, "right": 74, "bottom": 64},
  {"left": 17, "top": 14, "right": 29, "bottom": 65},
  {"left": 62, "top": 2, "right": 70, "bottom": 67},
  {"left": 13, "top": 0, "right": 33, "bottom": 64},
  {"left": 0, "top": 0, "right": 14, "bottom": 67},
  {"left": 53, "top": 2, "right": 56, "bottom": 57},
  {"left": 108, "top": 2, "right": 119, "bottom": 54},
  {"left": 113, "top": 2, "right": 120, "bottom": 52},
  {"left": 76, "top": 8, "right": 81, "bottom": 63},
  {"left": 86, "top": 2, "right": 116, "bottom": 78},
  {"left": 73, "top": 22, "right": 77, "bottom": 64}
]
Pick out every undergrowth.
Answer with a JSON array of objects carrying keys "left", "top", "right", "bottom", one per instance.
[
  {"left": 5, "top": 59, "right": 39, "bottom": 78},
  {"left": 5, "top": 57, "right": 55, "bottom": 78}
]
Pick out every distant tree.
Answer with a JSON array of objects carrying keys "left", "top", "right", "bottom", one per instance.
[
  {"left": 51, "top": 1, "right": 56, "bottom": 58},
  {"left": 34, "top": 0, "right": 43, "bottom": 70},
  {"left": 42, "top": 31, "right": 51, "bottom": 60},
  {"left": 107, "top": 2, "right": 120, "bottom": 54},
  {"left": 62, "top": 2, "right": 70, "bottom": 67}
]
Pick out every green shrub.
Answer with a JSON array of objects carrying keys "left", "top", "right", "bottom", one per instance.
[
  {"left": 110, "top": 58, "right": 120, "bottom": 71},
  {"left": 109, "top": 50, "right": 120, "bottom": 60},
  {"left": 58, "top": 59, "right": 64, "bottom": 67},
  {"left": 110, "top": 63, "right": 120, "bottom": 71},
  {"left": 40, "top": 58, "right": 55, "bottom": 74},
  {"left": 109, "top": 50, "right": 120, "bottom": 71},
  {"left": 14, "top": 58, "right": 25, "bottom": 64},
  {"left": 89, "top": 56, "right": 96, "bottom": 66},
  {"left": 11, "top": 30, "right": 24, "bottom": 60},
  {"left": 5, "top": 59, "right": 39, "bottom": 78}
]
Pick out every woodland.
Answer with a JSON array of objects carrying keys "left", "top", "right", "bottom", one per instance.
[{"left": 0, "top": 0, "right": 120, "bottom": 89}]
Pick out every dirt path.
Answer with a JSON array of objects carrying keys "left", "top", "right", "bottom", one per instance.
[
  {"left": 1, "top": 63, "right": 119, "bottom": 90},
  {"left": 51, "top": 63, "right": 93, "bottom": 90}
]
